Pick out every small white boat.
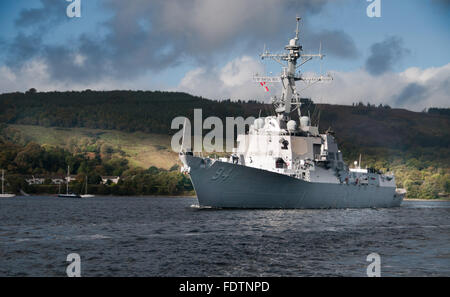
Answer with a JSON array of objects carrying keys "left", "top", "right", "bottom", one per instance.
[
  {"left": 0, "top": 194, "right": 16, "bottom": 198},
  {"left": 0, "top": 169, "right": 15, "bottom": 198},
  {"left": 80, "top": 194, "right": 95, "bottom": 198},
  {"left": 58, "top": 193, "right": 82, "bottom": 198},
  {"left": 80, "top": 175, "right": 95, "bottom": 198}
]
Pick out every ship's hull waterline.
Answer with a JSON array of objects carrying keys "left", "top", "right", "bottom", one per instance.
[{"left": 183, "top": 155, "right": 403, "bottom": 209}]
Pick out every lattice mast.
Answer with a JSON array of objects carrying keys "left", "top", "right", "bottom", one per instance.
[{"left": 254, "top": 17, "right": 331, "bottom": 127}]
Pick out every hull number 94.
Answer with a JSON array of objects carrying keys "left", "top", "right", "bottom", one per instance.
[{"left": 211, "top": 167, "right": 233, "bottom": 181}]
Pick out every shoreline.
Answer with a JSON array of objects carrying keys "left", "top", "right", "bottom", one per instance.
[
  {"left": 10, "top": 194, "right": 197, "bottom": 198},
  {"left": 7, "top": 195, "right": 449, "bottom": 201},
  {"left": 404, "top": 198, "right": 450, "bottom": 202}
]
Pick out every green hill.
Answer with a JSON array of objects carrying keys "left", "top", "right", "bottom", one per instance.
[
  {"left": 1, "top": 90, "right": 448, "bottom": 150},
  {"left": 4, "top": 124, "right": 178, "bottom": 170}
]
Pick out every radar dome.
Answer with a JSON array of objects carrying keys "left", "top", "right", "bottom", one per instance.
[
  {"left": 300, "top": 116, "right": 311, "bottom": 127},
  {"left": 254, "top": 118, "right": 265, "bottom": 129},
  {"left": 287, "top": 120, "right": 297, "bottom": 132}
]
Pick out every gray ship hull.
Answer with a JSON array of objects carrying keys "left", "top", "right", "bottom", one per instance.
[{"left": 183, "top": 155, "right": 403, "bottom": 209}]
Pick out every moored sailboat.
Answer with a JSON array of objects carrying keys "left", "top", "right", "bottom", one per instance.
[
  {"left": 0, "top": 169, "right": 16, "bottom": 198},
  {"left": 80, "top": 175, "right": 95, "bottom": 198},
  {"left": 58, "top": 166, "right": 81, "bottom": 198}
]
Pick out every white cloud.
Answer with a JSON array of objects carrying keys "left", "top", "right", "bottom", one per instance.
[
  {"left": 178, "top": 57, "right": 450, "bottom": 111},
  {"left": 0, "top": 59, "right": 169, "bottom": 93},
  {"left": 0, "top": 59, "right": 50, "bottom": 92},
  {"left": 1, "top": 57, "right": 448, "bottom": 113},
  {"left": 179, "top": 55, "right": 276, "bottom": 101},
  {"left": 302, "top": 64, "right": 450, "bottom": 110},
  {"left": 73, "top": 54, "right": 86, "bottom": 67}
]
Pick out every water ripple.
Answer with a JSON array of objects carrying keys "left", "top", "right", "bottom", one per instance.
[{"left": 0, "top": 196, "right": 449, "bottom": 277}]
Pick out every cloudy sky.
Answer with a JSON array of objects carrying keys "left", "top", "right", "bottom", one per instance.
[{"left": 0, "top": 0, "right": 449, "bottom": 111}]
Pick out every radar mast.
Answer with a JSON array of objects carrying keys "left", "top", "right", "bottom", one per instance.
[{"left": 254, "top": 16, "right": 332, "bottom": 128}]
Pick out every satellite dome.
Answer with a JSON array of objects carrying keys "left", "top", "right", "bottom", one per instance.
[
  {"left": 300, "top": 116, "right": 311, "bottom": 127},
  {"left": 287, "top": 120, "right": 297, "bottom": 132}
]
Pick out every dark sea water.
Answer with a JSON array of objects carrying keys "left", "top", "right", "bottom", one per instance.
[{"left": 0, "top": 196, "right": 449, "bottom": 277}]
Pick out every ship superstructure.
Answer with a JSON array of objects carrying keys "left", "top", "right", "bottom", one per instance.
[{"left": 179, "top": 17, "right": 405, "bottom": 209}]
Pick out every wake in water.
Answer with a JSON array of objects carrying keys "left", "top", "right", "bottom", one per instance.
[{"left": 190, "top": 204, "right": 215, "bottom": 210}]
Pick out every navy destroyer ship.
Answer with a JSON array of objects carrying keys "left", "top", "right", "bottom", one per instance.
[{"left": 180, "top": 17, "right": 405, "bottom": 209}]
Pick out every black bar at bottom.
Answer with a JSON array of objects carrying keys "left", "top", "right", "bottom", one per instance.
[{"left": 0, "top": 277, "right": 444, "bottom": 296}]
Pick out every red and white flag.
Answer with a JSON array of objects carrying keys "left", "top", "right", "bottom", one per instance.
[{"left": 260, "top": 82, "right": 269, "bottom": 92}]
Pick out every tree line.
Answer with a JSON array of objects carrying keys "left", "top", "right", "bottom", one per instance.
[{"left": 0, "top": 135, "right": 193, "bottom": 196}]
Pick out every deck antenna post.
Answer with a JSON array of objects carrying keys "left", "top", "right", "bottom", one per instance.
[
  {"left": 319, "top": 41, "right": 323, "bottom": 75},
  {"left": 295, "top": 16, "right": 301, "bottom": 39},
  {"left": 66, "top": 165, "right": 69, "bottom": 195},
  {"left": 317, "top": 109, "right": 321, "bottom": 131}
]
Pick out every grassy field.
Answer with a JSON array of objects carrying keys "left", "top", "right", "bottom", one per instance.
[{"left": 10, "top": 124, "right": 179, "bottom": 170}]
